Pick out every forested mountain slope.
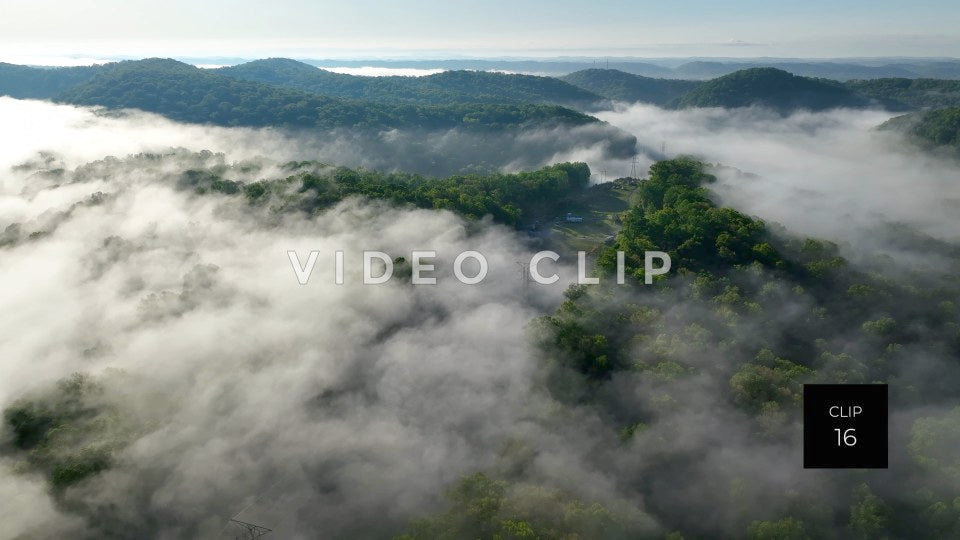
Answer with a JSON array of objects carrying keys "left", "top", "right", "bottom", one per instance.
[
  {"left": 0, "top": 63, "right": 100, "bottom": 99},
  {"left": 675, "top": 68, "right": 871, "bottom": 112},
  {"left": 880, "top": 106, "right": 960, "bottom": 155},
  {"left": 560, "top": 68, "right": 700, "bottom": 105},
  {"left": 56, "top": 59, "right": 603, "bottom": 131},
  {"left": 215, "top": 58, "right": 602, "bottom": 107},
  {"left": 846, "top": 78, "right": 960, "bottom": 110}
]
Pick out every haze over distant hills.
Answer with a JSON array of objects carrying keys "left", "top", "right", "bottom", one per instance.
[
  {"left": 5, "top": 57, "right": 960, "bottom": 127},
  {"left": 282, "top": 57, "right": 960, "bottom": 80},
  {"left": 10, "top": 55, "right": 960, "bottom": 80}
]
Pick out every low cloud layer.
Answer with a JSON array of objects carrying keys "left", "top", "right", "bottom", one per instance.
[
  {"left": 0, "top": 99, "right": 618, "bottom": 537},
  {"left": 595, "top": 104, "right": 960, "bottom": 247},
  {"left": 2, "top": 96, "right": 959, "bottom": 538},
  {"left": 0, "top": 97, "right": 632, "bottom": 179}
]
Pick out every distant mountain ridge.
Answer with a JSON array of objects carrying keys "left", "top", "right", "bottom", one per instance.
[
  {"left": 670, "top": 60, "right": 924, "bottom": 80},
  {"left": 559, "top": 69, "right": 700, "bottom": 106},
  {"left": 292, "top": 58, "right": 960, "bottom": 80},
  {"left": 52, "top": 58, "right": 605, "bottom": 132},
  {"left": 844, "top": 78, "right": 960, "bottom": 110},
  {"left": 214, "top": 58, "right": 602, "bottom": 107},
  {"left": 4, "top": 58, "right": 960, "bottom": 121},
  {"left": 558, "top": 68, "right": 960, "bottom": 112},
  {"left": 0, "top": 63, "right": 100, "bottom": 99},
  {"left": 674, "top": 68, "right": 871, "bottom": 112}
]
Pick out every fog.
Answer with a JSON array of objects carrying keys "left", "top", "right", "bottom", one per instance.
[
  {"left": 595, "top": 103, "right": 960, "bottom": 246},
  {"left": 0, "top": 97, "right": 632, "bottom": 180},
  {"left": 1, "top": 96, "right": 959, "bottom": 538},
  {"left": 0, "top": 98, "right": 619, "bottom": 538},
  {"left": 561, "top": 102, "right": 960, "bottom": 536}
]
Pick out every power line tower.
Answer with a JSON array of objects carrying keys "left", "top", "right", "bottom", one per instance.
[
  {"left": 600, "top": 169, "right": 607, "bottom": 182},
  {"left": 229, "top": 519, "right": 272, "bottom": 539},
  {"left": 630, "top": 156, "right": 639, "bottom": 178},
  {"left": 661, "top": 141, "right": 666, "bottom": 154},
  {"left": 516, "top": 261, "right": 531, "bottom": 298}
]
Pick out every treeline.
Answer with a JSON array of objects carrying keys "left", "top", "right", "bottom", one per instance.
[
  {"left": 0, "top": 152, "right": 593, "bottom": 252},
  {"left": 182, "top": 157, "right": 592, "bottom": 227}
]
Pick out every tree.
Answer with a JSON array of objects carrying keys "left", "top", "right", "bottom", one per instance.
[
  {"left": 848, "top": 484, "right": 890, "bottom": 539},
  {"left": 747, "top": 517, "right": 808, "bottom": 540}
]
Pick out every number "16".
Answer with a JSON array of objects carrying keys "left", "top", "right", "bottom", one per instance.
[{"left": 834, "top": 428, "right": 857, "bottom": 446}]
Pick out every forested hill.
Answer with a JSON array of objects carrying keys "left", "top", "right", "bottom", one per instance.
[
  {"left": 675, "top": 67, "right": 872, "bottom": 113},
  {"left": 54, "top": 59, "right": 602, "bottom": 131},
  {"left": 560, "top": 68, "right": 701, "bottom": 106},
  {"left": 0, "top": 63, "right": 100, "bottom": 99},
  {"left": 880, "top": 107, "right": 960, "bottom": 155},
  {"left": 213, "top": 58, "right": 602, "bottom": 107},
  {"left": 416, "top": 70, "right": 601, "bottom": 107},
  {"left": 845, "top": 78, "right": 960, "bottom": 110},
  {"left": 7, "top": 59, "right": 960, "bottom": 120}
]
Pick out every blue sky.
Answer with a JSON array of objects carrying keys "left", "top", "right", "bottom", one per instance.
[{"left": 1, "top": 0, "right": 958, "bottom": 62}]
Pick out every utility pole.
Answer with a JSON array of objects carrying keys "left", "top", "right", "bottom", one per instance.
[{"left": 229, "top": 519, "right": 272, "bottom": 539}]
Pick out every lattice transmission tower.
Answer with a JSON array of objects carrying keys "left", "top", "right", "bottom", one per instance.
[{"left": 229, "top": 519, "right": 272, "bottom": 539}]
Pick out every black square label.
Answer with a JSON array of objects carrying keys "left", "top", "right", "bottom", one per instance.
[{"left": 803, "top": 384, "right": 888, "bottom": 468}]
